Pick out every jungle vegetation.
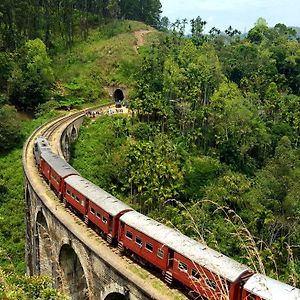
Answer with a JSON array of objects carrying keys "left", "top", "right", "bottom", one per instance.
[
  {"left": 0, "top": 1, "right": 162, "bottom": 298},
  {"left": 71, "top": 18, "right": 300, "bottom": 286},
  {"left": 0, "top": 0, "right": 300, "bottom": 297}
]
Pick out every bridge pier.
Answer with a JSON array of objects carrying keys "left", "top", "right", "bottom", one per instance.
[{"left": 59, "top": 244, "right": 89, "bottom": 300}]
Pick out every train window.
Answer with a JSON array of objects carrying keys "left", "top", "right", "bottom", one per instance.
[
  {"left": 246, "top": 295, "right": 256, "bottom": 300},
  {"left": 135, "top": 237, "right": 143, "bottom": 248},
  {"left": 126, "top": 231, "right": 133, "bottom": 240},
  {"left": 157, "top": 249, "right": 164, "bottom": 259},
  {"left": 75, "top": 196, "right": 80, "bottom": 202},
  {"left": 52, "top": 174, "right": 58, "bottom": 183},
  {"left": 90, "top": 207, "right": 95, "bottom": 214},
  {"left": 145, "top": 242, "right": 153, "bottom": 252},
  {"left": 66, "top": 190, "right": 70, "bottom": 195},
  {"left": 96, "top": 212, "right": 101, "bottom": 219},
  {"left": 191, "top": 269, "right": 200, "bottom": 281},
  {"left": 206, "top": 279, "right": 216, "bottom": 290},
  {"left": 178, "top": 262, "right": 188, "bottom": 272},
  {"left": 102, "top": 216, "right": 107, "bottom": 224},
  {"left": 71, "top": 193, "right": 75, "bottom": 199}
]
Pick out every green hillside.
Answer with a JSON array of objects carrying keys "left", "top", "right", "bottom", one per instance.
[
  {"left": 53, "top": 20, "right": 163, "bottom": 102},
  {"left": 70, "top": 19, "right": 300, "bottom": 288}
]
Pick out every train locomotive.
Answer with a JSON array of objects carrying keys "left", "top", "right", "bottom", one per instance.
[{"left": 33, "top": 136, "right": 300, "bottom": 300}]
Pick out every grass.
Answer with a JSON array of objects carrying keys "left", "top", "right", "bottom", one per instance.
[
  {"left": 52, "top": 20, "right": 162, "bottom": 102},
  {"left": 128, "top": 265, "right": 187, "bottom": 300},
  {"left": 128, "top": 265, "right": 149, "bottom": 280},
  {"left": 0, "top": 111, "right": 61, "bottom": 275}
]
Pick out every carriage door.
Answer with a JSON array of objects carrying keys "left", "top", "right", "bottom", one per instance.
[
  {"left": 109, "top": 215, "right": 113, "bottom": 233},
  {"left": 168, "top": 249, "right": 174, "bottom": 270}
]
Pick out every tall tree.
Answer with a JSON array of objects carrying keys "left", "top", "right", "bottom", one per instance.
[{"left": 9, "top": 38, "right": 54, "bottom": 110}]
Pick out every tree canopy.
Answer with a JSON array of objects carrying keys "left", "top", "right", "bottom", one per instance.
[{"left": 71, "top": 17, "right": 300, "bottom": 286}]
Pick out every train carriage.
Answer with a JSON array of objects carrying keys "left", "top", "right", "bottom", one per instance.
[
  {"left": 40, "top": 151, "right": 79, "bottom": 198},
  {"left": 119, "top": 211, "right": 252, "bottom": 299},
  {"left": 33, "top": 137, "right": 300, "bottom": 300},
  {"left": 64, "top": 175, "right": 132, "bottom": 243},
  {"left": 119, "top": 212, "right": 170, "bottom": 271},
  {"left": 242, "top": 273, "right": 300, "bottom": 300},
  {"left": 33, "top": 136, "right": 51, "bottom": 167},
  {"left": 168, "top": 235, "right": 252, "bottom": 300}
]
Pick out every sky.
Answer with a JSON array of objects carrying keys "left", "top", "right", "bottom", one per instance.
[{"left": 160, "top": 0, "right": 300, "bottom": 33}]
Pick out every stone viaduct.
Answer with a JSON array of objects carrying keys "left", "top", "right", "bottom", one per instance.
[{"left": 23, "top": 110, "right": 187, "bottom": 300}]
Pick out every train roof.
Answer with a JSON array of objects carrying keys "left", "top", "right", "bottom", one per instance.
[
  {"left": 120, "top": 211, "right": 251, "bottom": 282},
  {"left": 244, "top": 274, "right": 300, "bottom": 300},
  {"left": 35, "top": 136, "right": 50, "bottom": 145},
  {"left": 35, "top": 136, "right": 51, "bottom": 149},
  {"left": 64, "top": 175, "right": 132, "bottom": 217},
  {"left": 41, "top": 151, "right": 79, "bottom": 178}
]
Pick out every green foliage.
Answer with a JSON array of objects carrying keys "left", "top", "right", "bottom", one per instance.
[
  {"left": 70, "top": 116, "right": 128, "bottom": 193},
  {"left": 0, "top": 268, "right": 67, "bottom": 300},
  {"left": 0, "top": 110, "right": 59, "bottom": 275},
  {"left": 119, "top": 0, "right": 162, "bottom": 27},
  {"left": 1, "top": 6, "right": 299, "bottom": 290},
  {"left": 70, "top": 19, "right": 300, "bottom": 285},
  {"left": 9, "top": 39, "right": 54, "bottom": 110},
  {"left": 184, "top": 156, "right": 222, "bottom": 200},
  {"left": 0, "top": 52, "right": 14, "bottom": 91},
  {"left": 122, "top": 135, "right": 184, "bottom": 213},
  {"left": 98, "top": 20, "right": 148, "bottom": 39},
  {"left": 0, "top": 105, "right": 23, "bottom": 153},
  {"left": 53, "top": 20, "right": 159, "bottom": 99},
  {"left": 57, "top": 96, "right": 84, "bottom": 109},
  {"left": 163, "top": 40, "right": 223, "bottom": 105},
  {"left": 0, "top": 0, "right": 162, "bottom": 51},
  {"left": 207, "top": 81, "right": 270, "bottom": 172}
]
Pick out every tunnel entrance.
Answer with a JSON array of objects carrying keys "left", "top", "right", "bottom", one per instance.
[
  {"left": 59, "top": 244, "right": 88, "bottom": 300},
  {"left": 104, "top": 292, "right": 127, "bottom": 300},
  {"left": 36, "top": 210, "right": 52, "bottom": 276},
  {"left": 113, "top": 89, "right": 124, "bottom": 101}
]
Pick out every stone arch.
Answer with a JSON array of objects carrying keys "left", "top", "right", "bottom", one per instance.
[
  {"left": 71, "top": 126, "right": 77, "bottom": 141},
  {"left": 25, "top": 185, "right": 34, "bottom": 276},
  {"left": 102, "top": 283, "right": 128, "bottom": 300},
  {"left": 25, "top": 185, "right": 31, "bottom": 207},
  {"left": 113, "top": 89, "right": 124, "bottom": 101},
  {"left": 25, "top": 186, "right": 31, "bottom": 223},
  {"left": 36, "top": 210, "right": 52, "bottom": 276},
  {"left": 59, "top": 244, "right": 88, "bottom": 300},
  {"left": 104, "top": 292, "right": 127, "bottom": 300},
  {"left": 62, "top": 133, "right": 71, "bottom": 161}
]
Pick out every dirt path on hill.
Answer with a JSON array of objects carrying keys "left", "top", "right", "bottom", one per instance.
[{"left": 133, "top": 29, "right": 154, "bottom": 53}]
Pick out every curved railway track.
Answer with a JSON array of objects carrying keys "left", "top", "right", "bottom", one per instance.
[{"left": 23, "top": 105, "right": 188, "bottom": 300}]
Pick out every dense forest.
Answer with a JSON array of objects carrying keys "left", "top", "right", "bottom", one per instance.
[
  {"left": 0, "top": 1, "right": 161, "bottom": 299},
  {"left": 1, "top": 0, "right": 300, "bottom": 298},
  {"left": 71, "top": 17, "right": 300, "bottom": 287}
]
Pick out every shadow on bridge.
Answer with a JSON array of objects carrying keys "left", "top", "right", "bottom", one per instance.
[
  {"left": 59, "top": 244, "right": 88, "bottom": 300},
  {"left": 36, "top": 210, "right": 52, "bottom": 276}
]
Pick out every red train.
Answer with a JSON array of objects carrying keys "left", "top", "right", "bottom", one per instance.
[{"left": 34, "top": 137, "right": 300, "bottom": 300}]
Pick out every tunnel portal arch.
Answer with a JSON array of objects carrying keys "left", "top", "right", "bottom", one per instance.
[
  {"left": 113, "top": 89, "right": 124, "bottom": 101},
  {"left": 104, "top": 292, "right": 127, "bottom": 300},
  {"left": 59, "top": 244, "right": 88, "bottom": 300}
]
